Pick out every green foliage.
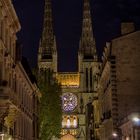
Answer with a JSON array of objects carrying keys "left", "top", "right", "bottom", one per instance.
[{"left": 35, "top": 69, "right": 62, "bottom": 140}]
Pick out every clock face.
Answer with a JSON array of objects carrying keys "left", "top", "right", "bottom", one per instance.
[{"left": 62, "top": 93, "right": 77, "bottom": 112}]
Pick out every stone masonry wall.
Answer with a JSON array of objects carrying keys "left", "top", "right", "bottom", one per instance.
[{"left": 111, "top": 31, "right": 140, "bottom": 120}]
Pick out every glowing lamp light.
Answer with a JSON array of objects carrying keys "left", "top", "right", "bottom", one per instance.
[
  {"left": 66, "top": 118, "right": 71, "bottom": 128},
  {"left": 0, "top": 133, "right": 4, "bottom": 136},
  {"left": 126, "top": 137, "right": 130, "bottom": 140},
  {"left": 132, "top": 116, "right": 140, "bottom": 126},
  {"left": 128, "top": 113, "right": 140, "bottom": 126},
  {"left": 132, "top": 117, "right": 140, "bottom": 123},
  {"left": 73, "top": 118, "right": 77, "bottom": 128},
  {"left": 62, "top": 120, "right": 65, "bottom": 128},
  {"left": 112, "top": 132, "right": 118, "bottom": 137}
]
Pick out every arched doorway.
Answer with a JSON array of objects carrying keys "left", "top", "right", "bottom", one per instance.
[{"left": 61, "top": 134, "right": 76, "bottom": 140}]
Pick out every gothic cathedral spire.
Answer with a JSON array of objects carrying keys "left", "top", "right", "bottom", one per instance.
[
  {"left": 42, "top": 0, "right": 55, "bottom": 55},
  {"left": 38, "top": 0, "right": 57, "bottom": 72},
  {"left": 78, "top": 0, "right": 98, "bottom": 93},
  {"left": 79, "top": 0, "right": 96, "bottom": 59}
]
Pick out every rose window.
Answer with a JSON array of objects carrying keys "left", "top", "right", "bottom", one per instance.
[{"left": 62, "top": 93, "right": 77, "bottom": 112}]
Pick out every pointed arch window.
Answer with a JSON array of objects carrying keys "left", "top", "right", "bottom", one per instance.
[
  {"left": 90, "top": 67, "right": 92, "bottom": 90},
  {"left": 86, "top": 68, "right": 88, "bottom": 89}
]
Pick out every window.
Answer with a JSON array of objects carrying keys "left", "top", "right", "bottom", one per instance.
[
  {"left": 90, "top": 68, "right": 92, "bottom": 90},
  {"left": 62, "top": 115, "right": 78, "bottom": 129},
  {"left": 86, "top": 68, "right": 88, "bottom": 89},
  {"left": 62, "top": 93, "right": 77, "bottom": 112}
]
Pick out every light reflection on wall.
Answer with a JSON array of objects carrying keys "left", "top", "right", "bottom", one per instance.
[
  {"left": 126, "top": 137, "right": 130, "bottom": 140},
  {"left": 67, "top": 118, "right": 71, "bottom": 128},
  {"left": 62, "top": 115, "right": 78, "bottom": 129},
  {"left": 56, "top": 73, "right": 80, "bottom": 87}
]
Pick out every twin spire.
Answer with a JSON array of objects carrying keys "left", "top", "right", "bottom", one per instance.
[
  {"left": 40, "top": 0, "right": 96, "bottom": 59},
  {"left": 40, "top": 0, "right": 56, "bottom": 58},
  {"left": 80, "top": 0, "right": 96, "bottom": 58}
]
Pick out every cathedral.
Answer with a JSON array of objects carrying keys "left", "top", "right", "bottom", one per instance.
[{"left": 38, "top": 0, "right": 99, "bottom": 139}]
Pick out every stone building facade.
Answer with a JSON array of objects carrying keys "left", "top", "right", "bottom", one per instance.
[
  {"left": 111, "top": 25, "right": 140, "bottom": 140},
  {"left": 93, "top": 23, "right": 140, "bottom": 140},
  {"left": 0, "top": 0, "right": 40, "bottom": 139},
  {"left": 38, "top": 0, "right": 99, "bottom": 139}
]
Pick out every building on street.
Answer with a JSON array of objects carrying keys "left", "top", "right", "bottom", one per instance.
[
  {"left": 0, "top": 0, "right": 40, "bottom": 139},
  {"left": 93, "top": 22, "right": 140, "bottom": 140}
]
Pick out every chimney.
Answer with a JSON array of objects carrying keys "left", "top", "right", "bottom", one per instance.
[{"left": 121, "top": 22, "right": 135, "bottom": 35}]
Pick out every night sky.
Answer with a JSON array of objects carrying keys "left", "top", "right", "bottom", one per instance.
[{"left": 13, "top": 0, "right": 140, "bottom": 72}]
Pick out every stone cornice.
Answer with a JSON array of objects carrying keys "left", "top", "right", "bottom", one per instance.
[{"left": 1, "top": 0, "right": 21, "bottom": 33}]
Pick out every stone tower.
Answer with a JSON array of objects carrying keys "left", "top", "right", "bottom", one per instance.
[
  {"left": 38, "top": 0, "right": 57, "bottom": 73},
  {"left": 78, "top": 0, "right": 98, "bottom": 139},
  {"left": 60, "top": 0, "right": 99, "bottom": 139},
  {"left": 78, "top": 0, "right": 98, "bottom": 93}
]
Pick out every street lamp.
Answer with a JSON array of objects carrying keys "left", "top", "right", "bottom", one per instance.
[
  {"left": 129, "top": 113, "right": 140, "bottom": 124},
  {"left": 111, "top": 129, "right": 122, "bottom": 140},
  {"left": 132, "top": 116, "right": 140, "bottom": 124},
  {"left": 112, "top": 132, "right": 118, "bottom": 137},
  {"left": 128, "top": 113, "right": 140, "bottom": 140},
  {"left": 0, "top": 133, "right": 4, "bottom": 140},
  {"left": 110, "top": 131, "right": 119, "bottom": 140}
]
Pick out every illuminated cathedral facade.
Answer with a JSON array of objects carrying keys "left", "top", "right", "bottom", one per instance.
[{"left": 38, "top": 0, "right": 99, "bottom": 139}]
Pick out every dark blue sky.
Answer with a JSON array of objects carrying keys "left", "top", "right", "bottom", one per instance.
[{"left": 13, "top": 0, "right": 140, "bottom": 72}]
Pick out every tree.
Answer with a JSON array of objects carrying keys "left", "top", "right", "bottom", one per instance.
[{"left": 35, "top": 69, "right": 62, "bottom": 140}]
